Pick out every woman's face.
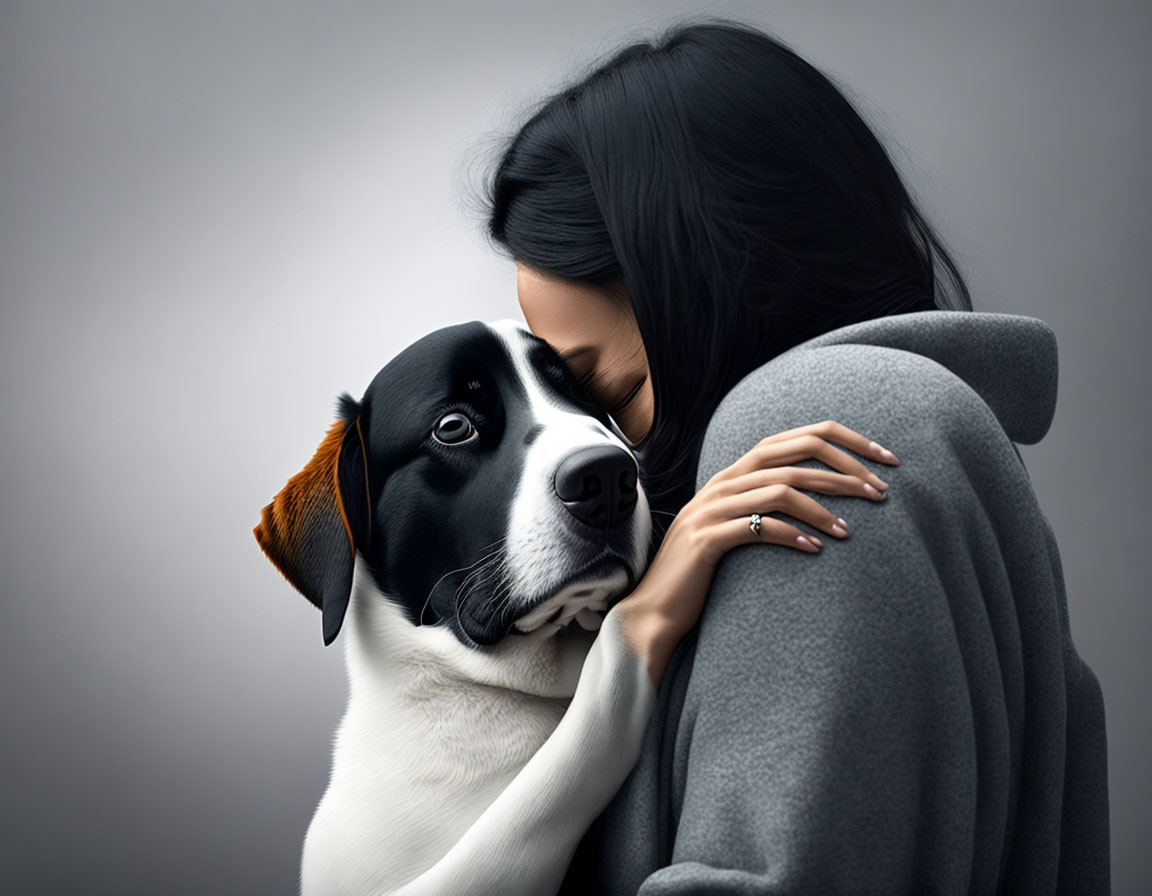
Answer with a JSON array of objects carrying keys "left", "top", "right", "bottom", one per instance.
[{"left": 516, "top": 262, "right": 654, "bottom": 446}]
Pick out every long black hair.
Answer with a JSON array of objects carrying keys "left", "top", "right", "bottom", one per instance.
[{"left": 481, "top": 17, "right": 973, "bottom": 518}]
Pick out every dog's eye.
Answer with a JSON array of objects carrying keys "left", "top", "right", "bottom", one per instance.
[
  {"left": 432, "top": 411, "right": 476, "bottom": 445},
  {"left": 543, "top": 360, "right": 585, "bottom": 395}
]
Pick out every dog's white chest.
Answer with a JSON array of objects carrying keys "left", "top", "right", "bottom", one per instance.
[
  {"left": 300, "top": 574, "right": 592, "bottom": 895},
  {"left": 304, "top": 684, "right": 568, "bottom": 894}
]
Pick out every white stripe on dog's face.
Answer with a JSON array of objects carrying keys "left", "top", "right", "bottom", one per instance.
[{"left": 485, "top": 319, "right": 652, "bottom": 633}]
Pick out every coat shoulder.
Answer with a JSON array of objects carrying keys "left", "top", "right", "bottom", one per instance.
[{"left": 698, "top": 341, "right": 1006, "bottom": 491}]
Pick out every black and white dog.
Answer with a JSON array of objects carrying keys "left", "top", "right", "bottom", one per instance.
[{"left": 255, "top": 319, "right": 657, "bottom": 895}]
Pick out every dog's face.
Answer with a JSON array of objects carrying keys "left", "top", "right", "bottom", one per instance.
[{"left": 255, "top": 319, "right": 653, "bottom": 649}]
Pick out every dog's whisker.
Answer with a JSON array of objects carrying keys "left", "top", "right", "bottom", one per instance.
[
  {"left": 421, "top": 537, "right": 508, "bottom": 625},
  {"left": 496, "top": 564, "right": 526, "bottom": 626},
  {"left": 453, "top": 549, "right": 508, "bottom": 629},
  {"left": 486, "top": 557, "right": 517, "bottom": 620},
  {"left": 454, "top": 552, "right": 504, "bottom": 605},
  {"left": 479, "top": 556, "right": 513, "bottom": 617},
  {"left": 467, "top": 553, "right": 513, "bottom": 623}
]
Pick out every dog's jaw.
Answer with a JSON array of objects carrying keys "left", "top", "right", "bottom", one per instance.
[
  {"left": 511, "top": 560, "right": 628, "bottom": 634},
  {"left": 344, "top": 555, "right": 599, "bottom": 700}
]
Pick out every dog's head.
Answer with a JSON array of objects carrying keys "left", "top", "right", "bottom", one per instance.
[{"left": 254, "top": 319, "right": 652, "bottom": 648}]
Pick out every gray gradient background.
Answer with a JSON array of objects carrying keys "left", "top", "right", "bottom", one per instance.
[{"left": 1, "top": 1, "right": 1147, "bottom": 893}]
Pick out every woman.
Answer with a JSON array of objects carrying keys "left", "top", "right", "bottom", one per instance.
[{"left": 481, "top": 17, "right": 1110, "bottom": 895}]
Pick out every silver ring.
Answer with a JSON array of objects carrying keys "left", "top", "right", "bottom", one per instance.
[{"left": 749, "top": 513, "right": 762, "bottom": 536}]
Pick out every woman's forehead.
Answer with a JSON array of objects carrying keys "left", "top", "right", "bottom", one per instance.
[{"left": 515, "top": 263, "right": 634, "bottom": 351}]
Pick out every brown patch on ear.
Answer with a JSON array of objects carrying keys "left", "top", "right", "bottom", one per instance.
[
  {"left": 346, "top": 415, "right": 372, "bottom": 539},
  {"left": 254, "top": 419, "right": 358, "bottom": 643}
]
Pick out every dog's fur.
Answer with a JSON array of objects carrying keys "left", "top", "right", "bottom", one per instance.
[{"left": 255, "top": 319, "right": 655, "bottom": 894}]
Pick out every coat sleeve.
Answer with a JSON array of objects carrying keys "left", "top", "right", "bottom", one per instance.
[{"left": 634, "top": 342, "right": 1077, "bottom": 895}]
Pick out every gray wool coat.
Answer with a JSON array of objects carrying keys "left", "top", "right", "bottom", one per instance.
[{"left": 558, "top": 310, "right": 1110, "bottom": 894}]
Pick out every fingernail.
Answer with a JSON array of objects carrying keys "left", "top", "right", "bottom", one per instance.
[
  {"left": 808, "top": 535, "right": 824, "bottom": 547},
  {"left": 831, "top": 524, "right": 847, "bottom": 537},
  {"left": 864, "top": 483, "right": 885, "bottom": 499},
  {"left": 872, "top": 476, "right": 889, "bottom": 490},
  {"left": 870, "top": 440, "right": 899, "bottom": 464},
  {"left": 796, "top": 535, "right": 820, "bottom": 551},
  {"left": 837, "top": 517, "right": 849, "bottom": 530}
]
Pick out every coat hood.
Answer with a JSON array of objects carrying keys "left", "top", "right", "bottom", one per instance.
[{"left": 776, "top": 310, "right": 1059, "bottom": 445}]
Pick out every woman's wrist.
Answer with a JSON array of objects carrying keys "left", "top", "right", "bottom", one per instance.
[{"left": 612, "top": 600, "right": 684, "bottom": 694}]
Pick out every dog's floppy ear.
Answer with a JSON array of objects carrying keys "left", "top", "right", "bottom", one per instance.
[{"left": 253, "top": 393, "right": 372, "bottom": 646}]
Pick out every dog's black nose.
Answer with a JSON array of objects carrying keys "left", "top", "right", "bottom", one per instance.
[{"left": 554, "top": 445, "right": 638, "bottom": 529}]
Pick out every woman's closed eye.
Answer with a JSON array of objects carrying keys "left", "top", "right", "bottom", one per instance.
[
  {"left": 611, "top": 375, "right": 646, "bottom": 413},
  {"left": 575, "top": 368, "right": 645, "bottom": 414}
]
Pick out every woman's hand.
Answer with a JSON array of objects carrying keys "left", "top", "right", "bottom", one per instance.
[{"left": 613, "top": 420, "right": 900, "bottom": 692}]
